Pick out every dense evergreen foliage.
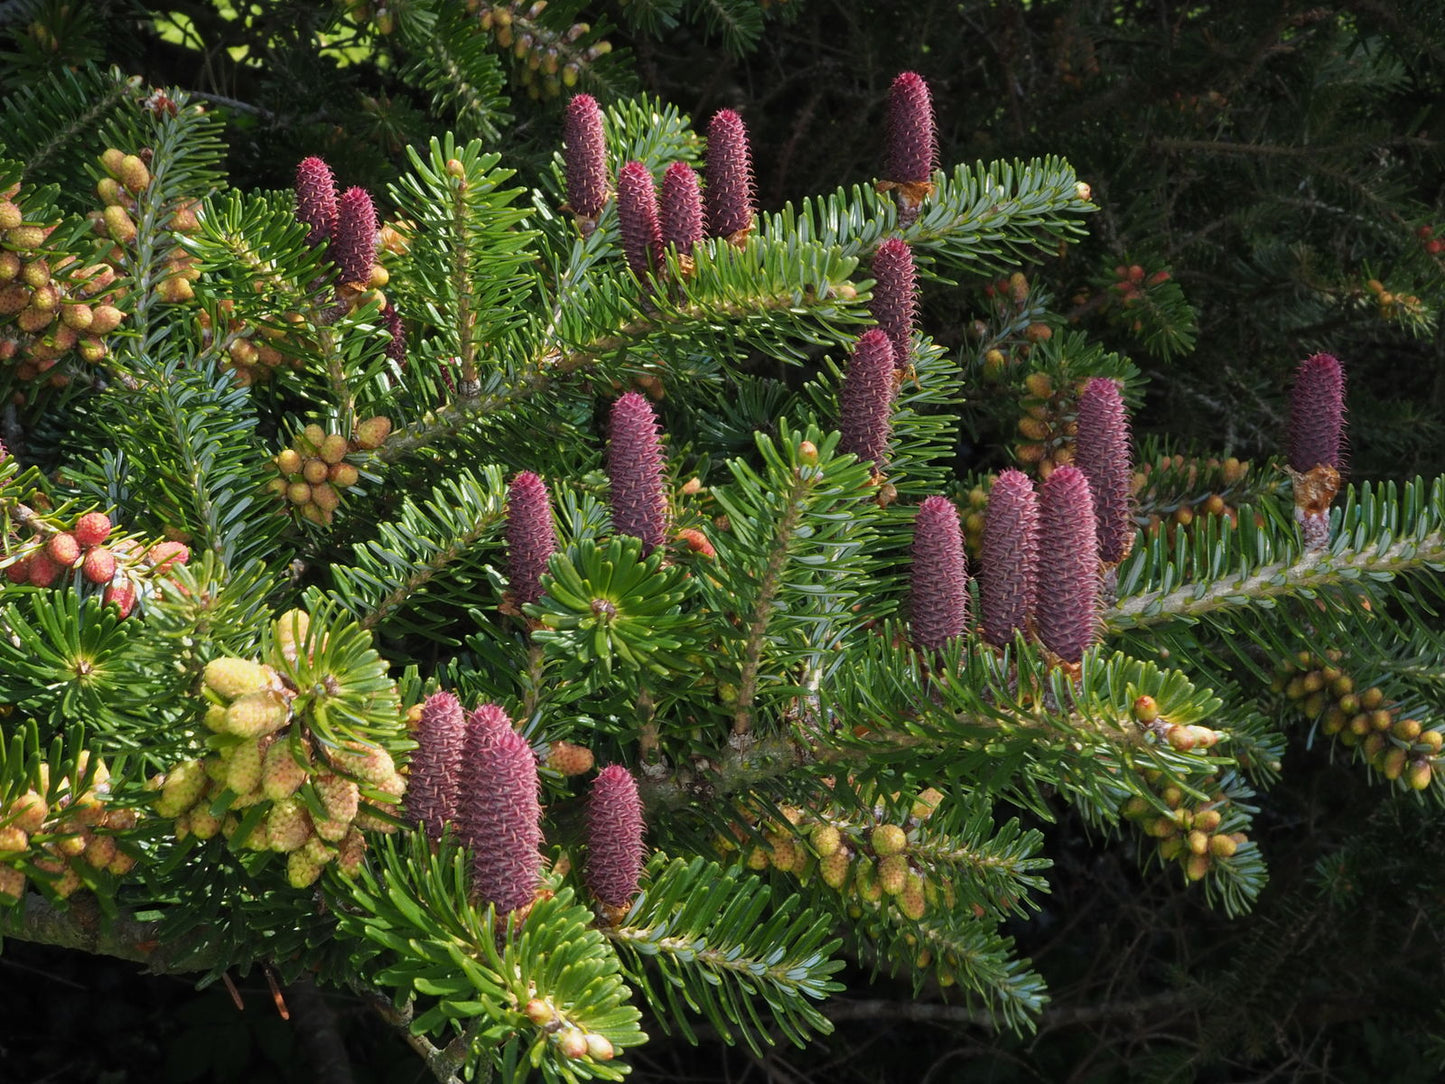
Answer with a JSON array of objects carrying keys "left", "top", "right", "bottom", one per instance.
[{"left": 2, "top": 3, "right": 1444, "bottom": 1081}]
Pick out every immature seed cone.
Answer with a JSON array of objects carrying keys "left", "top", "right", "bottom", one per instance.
[
  {"left": 1035, "top": 466, "right": 1100, "bottom": 663},
  {"left": 608, "top": 392, "right": 668, "bottom": 554},
  {"left": 295, "top": 157, "right": 338, "bottom": 245},
  {"left": 838, "top": 329, "right": 896, "bottom": 469},
  {"left": 1288, "top": 353, "right": 1346, "bottom": 473},
  {"left": 1073, "top": 378, "right": 1134, "bottom": 565},
  {"left": 404, "top": 691, "right": 466, "bottom": 839},
  {"left": 982, "top": 474, "right": 1040, "bottom": 644},
  {"left": 884, "top": 72, "right": 938, "bottom": 187},
  {"left": 660, "top": 162, "right": 704, "bottom": 253},
  {"left": 382, "top": 304, "right": 406, "bottom": 366},
  {"left": 586, "top": 764, "right": 646, "bottom": 908},
  {"left": 870, "top": 238, "right": 918, "bottom": 368},
  {"left": 704, "top": 109, "right": 755, "bottom": 242},
  {"left": 456, "top": 706, "right": 543, "bottom": 915},
  {"left": 563, "top": 94, "right": 608, "bottom": 222},
  {"left": 506, "top": 471, "right": 557, "bottom": 607},
  {"left": 616, "top": 161, "right": 662, "bottom": 277},
  {"left": 332, "top": 186, "right": 378, "bottom": 287},
  {"left": 910, "top": 496, "right": 969, "bottom": 652}
]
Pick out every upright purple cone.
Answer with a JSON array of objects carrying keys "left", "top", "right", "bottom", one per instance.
[
  {"left": 1035, "top": 466, "right": 1099, "bottom": 664},
  {"left": 616, "top": 161, "right": 662, "bottom": 277},
  {"left": 608, "top": 392, "right": 669, "bottom": 554},
  {"left": 332, "top": 186, "right": 378, "bottom": 287},
  {"left": 884, "top": 72, "right": 938, "bottom": 187},
  {"left": 456, "top": 705, "right": 543, "bottom": 915},
  {"left": 404, "top": 690, "right": 466, "bottom": 840},
  {"left": 1073, "top": 378, "right": 1134, "bottom": 566},
  {"left": 295, "top": 157, "right": 338, "bottom": 245},
  {"left": 910, "top": 496, "right": 969, "bottom": 652},
  {"left": 660, "top": 162, "right": 704, "bottom": 254},
  {"left": 586, "top": 765, "right": 646, "bottom": 909},
  {"left": 1289, "top": 353, "right": 1346, "bottom": 473},
  {"left": 704, "top": 110, "right": 755, "bottom": 242},
  {"left": 1288, "top": 353, "right": 1346, "bottom": 549},
  {"left": 870, "top": 238, "right": 918, "bottom": 368},
  {"left": 980, "top": 469, "right": 1039, "bottom": 647},
  {"left": 507, "top": 472, "right": 557, "bottom": 608},
  {"left": 563, "top": 94, "right": 608, "bottom": 225},
  {"left": 838, "top": 329, "right": 896, "bottom": 469}
]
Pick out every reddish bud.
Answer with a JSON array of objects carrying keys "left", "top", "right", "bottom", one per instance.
[
  {"left": 616, "top": 161, "right": 662, "bottom": 277},
  {"left": 980, "top": 470, "right": 1039, "bottom": 646},
  {"left": 586, "top": 764, "right": 646, "bottom": 908},
  {"left": 5, "top": 557, "right": 30, "bottom": 584},
  {"left": 295, "top": 157, "right": 338, "bottom": 245},
  {"left": 145, "top": 541, "right": 189, "bottom": 571},
  {"left": 82, "top": 546, "right": 116, "bottom": 585},
  {"left": 704, "top": 110, "right": 755, "bottom": 241},
  {"left": 1073, "top": 378, "right": 1134, "bottom": 565},
  {"left": 507, "top": 472, "right": 557, "bottom": 607},
  {"left": 884, "top": 72, "right": 937, "bottom": 186},
  {"left": 47, "top": 532, "right": 80, "bottom": 566},
  {"left": 660, "top": 162, "right": 703, "bottom": 253},
  {"left": 1035, "top": 466, "right": 1100, "bottom": 663},
  {"left": 27, "top": 551, "right": 60, "bottom": 587},
  {"left": 838, "top": 329, "right": 896, "bottom": 468},
  {"left": 332, "top": 186, "right": 378, "bottom": 287},
  {"left": 607, "top": 393, "right": 669, "bottom": 554},
  {"left": 456, "top": 705, "right": 542, "bottom": 915},
  {"left": 870, "top": 239, "right": 918, "bottom": 367},
  {"left": 563, "top": 94, "right": 609, "bottom": 221},
  {"left": 73, "top": 512, "right": 113, "bottom": 548},
  {"left": 103, "top": 578, "right": 136, "bottom": 617},
  {"left": 1288, "top": 353, "right": 1346, "bottom": 473},
  {"left": 910, "top": 496, "right": 969, "bottom": 652},
  {"left": 404, "top": 691, "right": 466, "bottom": 839}
]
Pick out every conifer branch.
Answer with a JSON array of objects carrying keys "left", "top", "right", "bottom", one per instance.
[{"left": 732, "top": 477, "right": 806, "bottom": 736}]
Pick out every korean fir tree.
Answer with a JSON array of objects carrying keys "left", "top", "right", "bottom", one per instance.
[{"left": 1, "top": 17, "right": 1444, "bottom": 1084}]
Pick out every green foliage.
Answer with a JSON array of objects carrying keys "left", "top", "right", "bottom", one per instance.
[{"left": 2, "top": 4, "right": 1445, "bottom": 1083}]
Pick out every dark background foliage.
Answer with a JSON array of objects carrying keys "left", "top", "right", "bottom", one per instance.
[{"left": 3, "top": 1, "right": 1445, "bottom": 1081}]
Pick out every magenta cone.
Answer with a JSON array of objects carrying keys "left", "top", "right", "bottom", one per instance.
[
  {"left": 910, "top": 496, "right": 969, "bottom": 652},
  {"left": 507, "top": 471, "right": 556, "bottom": 607},
  {"left": 980, "top": 470, "right": 1039, "bottom": 647},
  {"left": 608, "top": 392, "right": 668, "bottom": 553},
  {"left": 1035, "top": 466, "right": 1099, "bottom": 663},
  {"left": 456, "top": 705, "right": 542, "bottom": 915},
  {"left": 1073, "top": 378, "right": 1134, "bottom": 565},
  {"left": 586, "top": 765, "right": 646, "bottom": 908}
]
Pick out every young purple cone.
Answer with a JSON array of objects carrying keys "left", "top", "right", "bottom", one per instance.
[
  {"left": 404, "top": 690, "right": 465, "bottom": 839},
  {"left": 883, "top": 72, "right": 937, "bottom": 226},
  {"left": 616, "top": 161, "right": 662, "bottom": 277},
  {"left": 838, "top": 329, "right": 897, "bottom": 469},
  {"left": 704, "top": 109, "right": 755, "bottom": 243},
  {"left": 1035, "top": 465, "right": 1099, "bottom": 664},
  {"left": 1288, "top": 353, "right": 1346, "bottom": 550},
  {"left": 910, "top": 496, "right": 969, "bottom": 652},
  {"left": 456, "top": 705, "right": 542, "bottom": 915},
  {"left": 295, "top": 156, "right": 338, "bottom": 245},
  {"left": 563, "top": 94, "right": 608, "bottom": 226},
  {"left": 507, "top": 471, "right": 557, "bottom": 608},
  {"left": 608, "top": 392, "right": 668, "bottom": 553},
  {"left": 1073, "top": 378, "right": 1134, "bottom": 566},
  {"left": 382, "top": 304, "right": 406, "bottom": 367},
  {"left": 1289, "top": 353, "right": 1346, "bottom": 473},
  {"left": 332, "top": 186, "right": 378, "bottom": 287},
  {"left": 980, "top": 470, "right": 1039, "bottom": 647},
  {"left": 586, "top": 764, "right": 646, "bottom": 909},
  {"left": 870, "top": 238, "right": 918, "bottom": 368},
  {"left": 660, "top": 162, "right": 704, "bottom": 254}
]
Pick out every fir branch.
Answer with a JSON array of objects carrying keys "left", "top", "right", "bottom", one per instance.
[
  {"left": 1110, "top": 478, "right": 1445, "bottom": 633},
  {"left": 731, "top": 475, "right": 803, "bottom": 736}
]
